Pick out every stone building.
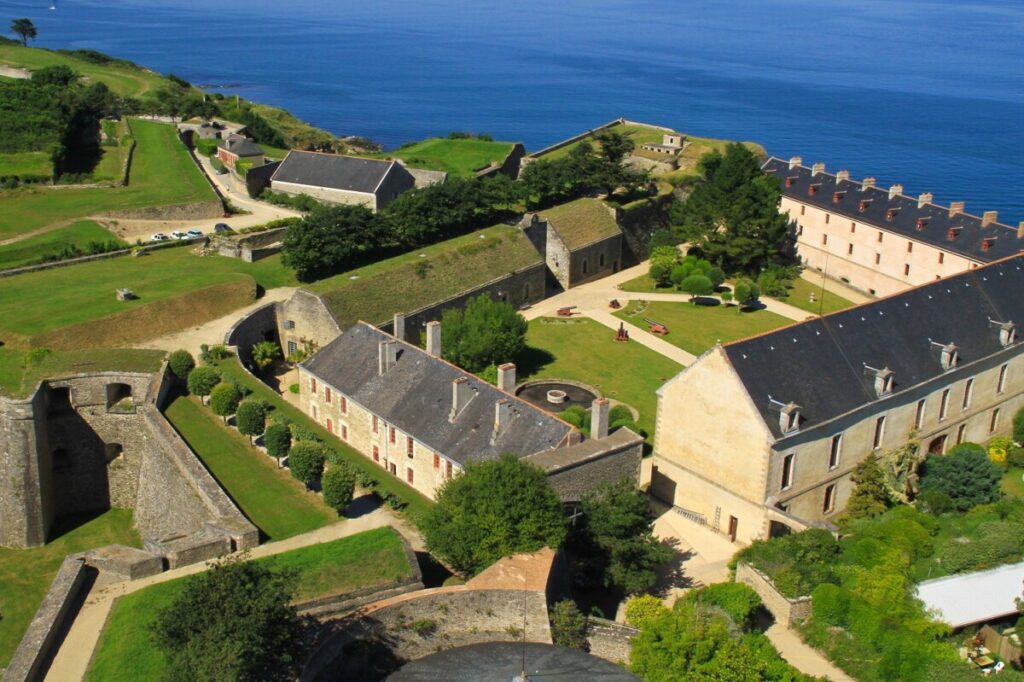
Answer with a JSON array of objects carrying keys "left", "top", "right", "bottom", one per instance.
[
  {"left": 216, "top": 135, "right": 266, "bottom": 171},
  {"left": 297, "top": 322, "right": 643, "bottom": 501},
  {"left": 764, "top": 156, "right": 1024, "bottom": 298},
  {"left": 520, "top": 198, "right": 624, "bottom": 289},
  {"left": 270, "top": 150, "right": 416, "bottom": 212},
  {"left": 652, "top": 255, "right": 1024, "bottom": 544},
  {"left": 640, "top": 133, "right": 685, "bottom": 155}
]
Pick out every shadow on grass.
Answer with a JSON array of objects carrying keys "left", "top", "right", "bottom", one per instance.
[
  {"left": 512, "top": 345, "right": 556, "bottom": 381},
  {"left": 47, "top": 508, "right": 110, "bottom": 543},
  {"left": 415, "top": 551, "right": 456, "bottom": 588},
  {"left": 343, "top": 492, "right": 382, "bottom": 519}
]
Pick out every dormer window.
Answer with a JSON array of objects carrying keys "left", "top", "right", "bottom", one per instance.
[
  {"left": 865, "top": 365, "right": 894, "bottom": 397},
  {"left": 934, "top": 342, "right": 959, "bottom": 371},
  {"left": 785, "top": 176, "right": 797, "bottom": 188},
  {"left": 991, "top": 320, "right": 1016, "bottom": 347},
  {"left": 780, "top": 403, "right": 801, "bottom": 434},
  {"left": 859, "top": 199, "right": 871, "bottom": 213},
  {"left": 808, "top": 183, "right": 821, "bottom": 196},
  {"left": 947, "top": 227, "right": 960, "bottom": 241},
  {"left": 916, "top": 218, "right": 927, "bottom": 231},
  {"left": 832, "top": 191, "right": 844, "bottom": 204},
  {"left": 886, "top": 208, "right": 898, "bottom": 221},
  {"left": 981, "top": 237, "right": 996, "bottom": 252}
]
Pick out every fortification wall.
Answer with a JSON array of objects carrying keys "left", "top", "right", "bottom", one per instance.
[
  {"left": 735, "top": 562, "right": 812, "bottom": 627},
  {"left": 225, "top": 301, "right": 281, "bottom": 368},
  {"left": 615, "top": 195, "right": 672, "bottom": 263}
]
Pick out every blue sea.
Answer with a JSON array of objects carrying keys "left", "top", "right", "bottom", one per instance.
[{"left": 3, "top": 0, "right": 1022, "bottom": 220}]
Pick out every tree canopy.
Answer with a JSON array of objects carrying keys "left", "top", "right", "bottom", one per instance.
[
  {"left": 10, "top": 19, "right": 36, "bottom": 46},
  {"left": 187, "top": 365, "right": 221, "bottom": 403},
  {"left": 440, "top": 294, "right": 528, "bottom": 374},
  {"left": 288, "top": 441, "right": 327, "bottom": 487},
  {"left": 168, "top": 349, "right": 196, "bottom": 380},
  {"left": 209, "top": 382, "right": 242, "bottom": 423},
  {"left": 235, "top": 399, "right": 268, "bottom": 443},
  {"left": 672, "top": 143, "right": 790, "bottom": 275},
  {"left": 151, "top": 557, "right": 302, "bottom": 681},
  {"left": 282, "top": 204, "right": 381, "bottom": 282},
  {"left": 918, "top": 443, "right": 1002, "bottom": 511},
  {"left": 322, "top": 464, "right": 356, "bottom": 514},
  {"left": 264, "top": 422, "right": 292, "bottom": 465},
  {"left": 422, "top": 454, "right": 568, "bottom": 576}
]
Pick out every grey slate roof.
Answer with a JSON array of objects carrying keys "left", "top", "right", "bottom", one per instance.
[
  {"left": 272, "top": 151, "right": 397, "bottom": 194},
  {"left": 723, "top": 255, "right": 1024, "bottom": 439},
  {"left": 763, "top": 157, "right": 1022, "bottom": 263},
  {"left": 219, "top": 136, "right": 264, "bottom": 157},
  {"left": 301, "top": 323, "right": 575, "bottom": 465}
]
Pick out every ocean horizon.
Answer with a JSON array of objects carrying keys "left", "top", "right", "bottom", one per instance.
[{"left": 2, "top": 0, "right": 1022, "bottom": 221}]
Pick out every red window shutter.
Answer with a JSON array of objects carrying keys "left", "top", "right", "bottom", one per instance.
[
  {"left": 373, "top": 445, "right": 379, "bottom": 462},
  {"left": 311, "top": 378, "right": 317, "bottom": 393},
  {"left": 325, "top": 387, "right": 331, "bottom": 404},
  {"left": 407, "top": 468, "right": 414, "bottom": 484},
  {"left": 390, "top": 427, "right": 396, "bottom": 444},
  {"left": 341, "top": 396, "right": 347, "bottom": 414},
  {"left": 326, "top": 418, "right": 333, "bottom": 433},
  {"left": 446, "top": 461, "right": 453, "bottom": 479},
  {"left": 373, "top": 415, "right": 378, "bottom": 433},
  {"left": 433, "top": 453, "right": 440, "bottom": 469},
  {"left": 407, "top": 436, "right": 414, "bottom": 457},
  {"left": 342, "top": 425, "right": 348, "bottom": 440}
]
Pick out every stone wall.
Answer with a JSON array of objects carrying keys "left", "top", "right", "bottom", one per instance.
[
  {"left": 278, "top": 290, "right": 343, "bottom": 361},
  {"left": 225, "top": 301, "right": 281, "bottom": 368},
  {"left": 0, "top": 387, "right": 50, "bottom": 548},
  {"left": 528, "top": 428, "right": 644, "bottom": 503},
  {"left": 212, "top": 227, "right": 287, "bottom": 261},
  {"left": 475, "top": 143, "right": 526, "bottom": 180},
  {"left": 615, "top": 195, "right": 672, "bottom": 263},
  {"left": 587, "top": 617, "right": 638, "bottom": 665},
  {"left": 735, "top": 562, "right": 812, "bottom": 627},
  {"left": 96, "top": 200, "right": 224, "bottom": 221}
]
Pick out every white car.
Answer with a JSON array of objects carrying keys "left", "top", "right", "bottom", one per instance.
[
  {"left": 170, "top": 230, "right": 188, "bottom": 240},
  {"left": 186, "top": 229, "right": 203, "bottom": 239},
  {"left": 150, "top": 233, "right": 169, "bottom": 242}
]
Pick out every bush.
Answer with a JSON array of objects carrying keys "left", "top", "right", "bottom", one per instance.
[
  {"left": 936, "top": 521, "right": 1023, "bottom": 573},
  {"left": 558, "top": 405, "right": 591, "bottom": 436},
  {"left": 625, "top": 594, "right": 669, "bottom": 628},
  {"left": 1009, "top": 447, "right": 1024, "bottom": 468},
  {"left": 734, "top": 529, "right": 839, "bottom": 599},
  {"left": 289, "top": 423, "right": 322, "bottom": 443},
  {"left": 288, "top": 441, "right": 327, "bottom": 487},
  {"left": 812, "top": 583, "right": 848, "bottom": 626},
  {"left": 1015, "top": 406, "right": 1024, "bottom": 445},
  {"left": 209, "top": 382, "right": 241, "bottom": 422},
  {"left": 322, "top": 465, "right": 356, "bottom": 514},
  {"left": 186, "top": 365, "right": 220, "bottom": 401},
  {"left": 916, "top": 488, "right": 953, "bottom": 515},
  {"left": 550, "top": 600, "right": 589, "bottom": 651},
  {"left": 235, "top": 399, "right": 268, "bottom": 443},
  {"left": 919, "top": 443, "right": 1003, "bottom": 511},
  {"left": 264, "top": 422, "right": 291, "bottom": 464},
  {"left": 684, "top": 583, "right": 762, "bottom": 630},
  {"left": 168, "top": 349, "right": 195, "bottom": 380}
]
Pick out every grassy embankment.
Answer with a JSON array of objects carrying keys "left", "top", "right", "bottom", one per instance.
[
  {"left": 0, "top": 44, "right": 168, "bottom": 97},
  {"left": 615, "top": 300, "right": 792, "bottom": 357},
  {"left": 368, "top": 137, "right": 516, "bottom": 178},
  {"left": 0, "top": 347, "right": 165, "bottom": 398},
  {"left": 0, "top": 220, "right": 124, "bottom": 271},
  {"left": 0, "top": 509, "right": 141, "bottom": 669},
  {"left": 0, "top": 119, "right": 216, "bottom": 240},
  {"left": 0, "top": 151, "right": 51, "bottom": 177},
  {"left": 86, "top": 527, "right": 411, "bottom": 682}
]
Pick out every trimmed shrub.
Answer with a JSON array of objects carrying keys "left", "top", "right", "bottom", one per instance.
[
  {"left": 322, "top": 465, "right": 356, "bottom": 514},
  {"left": 264, "top": 422, "right": 291, "bottom": 464},
  {"left": 625, "top": 594, "right": 669, "bottom": 629},
  {"left": 235, "top": 399, "right": 268, "bottom": 443},
  {"left": 186, "top": 365, "right": 220, "bottom": 401},
  {"left": 289, "top": 423, "right": 323, "bottom": 443},
  {"left": 168, "top": 349, "right": 195, "bottom": 380},
  {"left": 1009, "top": 447, "right": 1024, "bottom": 469},
  {"left": 209, "top": 382, "right": 241, "bottom": 423},
  {"left": 683, "top": 583, "right": 762, "bottom": 630},
  {"left": 288, "top": 441, "right": 327, "bottom": 487}
]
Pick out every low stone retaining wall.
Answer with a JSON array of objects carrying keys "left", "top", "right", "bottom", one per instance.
[
  {"left": 96, "top": 200, "right": 224, "bottom": 221},
  {"left": 212, "top": 227, "right": 287, "bottom": 262},
  {"left": 3, "top": 557, "right": 92, "bottom": 682},
  {"left": 735, "top": 562, "right": 812, "bottom": 627},
  {"left": 587, "top": 617, "right": 638, "bottom": 665},
  {"left": 0, "top": 239, "right": 202, "bottom": 279}
]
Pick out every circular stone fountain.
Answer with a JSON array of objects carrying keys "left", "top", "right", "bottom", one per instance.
[{"left": 516, "top": 379, "right": 601, "bottom": 413}]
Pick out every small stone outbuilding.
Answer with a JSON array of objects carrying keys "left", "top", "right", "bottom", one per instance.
[{"left": 520, "top": 198, "right": 624, "bottom": 289}]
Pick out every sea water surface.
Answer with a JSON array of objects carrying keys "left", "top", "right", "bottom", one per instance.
[{"left": 2, "top": 0, "right": 1022, "bottom": 219}]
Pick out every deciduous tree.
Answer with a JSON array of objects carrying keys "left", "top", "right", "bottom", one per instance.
[
  {"left": 264, "top": 422, "right": 292, "bottom": 467},
  {"left": 282, "top": 204, "right": 381, "bottom": 282},
  {"left": 322, "top": 465, "right": 356, "bottom": 515},
  {"left": 10, "top": 19, "right": 36, "bottom": 46},
  {"left": 209, "top": 382, "right": 242, "bottom": 423},
  {"left": 168, "top": 349, "right": 195, "bottom": 381},
  {"left": 288, "top": 441, "right": 327, "bottom": 488},
  {"left": 441, "top": 294, "right": 527, "bottom": 373},
  {"left": 186, "top": 365, "right": 221, "bottom": 403},
  {"left": 235, "top": 399, "right": 268, "bottom": 443}
]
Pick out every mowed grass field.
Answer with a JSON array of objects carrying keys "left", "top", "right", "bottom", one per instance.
[
  {"left": 0, "top": 347, "right": 165, "bottom": 397},
  {"left": 0, "top": 220, "right": 123, "bottom": 270},
  {"left": 0, "top": 246, "right": 294, "bottom": 338},
  {"left": 0, "top": 44, "right": 167, "bottom": 97},
  {"left": 519, "top": 317, "right": 683, "bottom": 441},
  {"left": 370, "top": 137, "right": 515, "bottom": 177},
  {"left": 164, "top": 396, "right": 335, "bottom": 541},
  {"left": 0, "top": 509, "right": 141, "bottom": 669},
  {"left": 86, "top": 527, "right": 412, "bottom": 682},
  {"left": 0, "top": 119, "right": 216, "bottom": 239},
  {"left": 615, "top": 300, "right": 792, "bottom": 357},
  {"left": 0, "top": 150, "right": 51, "bottom": 177}
]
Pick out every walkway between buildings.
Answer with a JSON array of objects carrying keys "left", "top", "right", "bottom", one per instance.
[
  {"left": 44, "top": 506, "right": 420, "bottom": 682},
  {"left": 765, "top": 624, "right": 855, "bottom": 681}
]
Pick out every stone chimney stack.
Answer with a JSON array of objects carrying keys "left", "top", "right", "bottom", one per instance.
[
  {"left": 982, "top": 211, "right": 999, "bottom": 227},
  {"left": 836, "top": 170, "right": 850, "bottom": 182},
  {"left": 392, "top": 313, "right": 405, "bottom": 341},
  {"left": 493, "top": 399, "right": 514, "bottom": 436},
  {"left": 497, "top": 363, "right": 516, "bottom": 394},
  {"left": 590, "top": 398, "right": 610, "bottom": 440},
  {"left": 918, "top": 192, "right": 933, "bottom": 208},
  {"left": 811, "top": 162, "right": 825, "bottom": 176},
  {"left": 378, "top": 340, "right": 398, "bottom": 375},
  {"left": 1017, "top": 221, "right": 1024, "bottom": 239},
  {"left": 450, "top": 377, "right": 474, "bottom": 420},
  {"left": 425, "top": 321, "right": 441, "bottom": 357},
  {"left": 949, "top": 201, "right": 965, "bottom": 217},
  {"left": 861, "top": 177, "right": 876, "bottom": 190},
  {"left": 888, "top": 184, "right": 903, "bottom": 200},
  {"left": 788, "top": 156, "right": 802, "bottom": 170}
]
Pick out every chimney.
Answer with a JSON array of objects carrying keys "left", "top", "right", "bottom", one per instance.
[
  {"left": 982, "top": 210, "right": 998, "bottom": 227},
  {"left": 811, "top": 162, "right": 825, "bottom": 176},
  {"left": 497, "top": 363, "right": 516, "bottom": 393},
  {"left": 1018, "top": 221, "right": 1024, "bottom": 239},
  {"left": 425, "top": 321, "right": 441, "bottom": 357},
  {"left": 918, "top": 192, "right": 933, "bottom": 208},
  {"left": 949, "top": 201, "right": 965, "bottom": 217},
  {"left": 378, "top": 340, "right": 398, "bottom": 375},
  {"left": 590, "top": 398, "right": 610, "bottom": 440},
  {"left": 836, "top": 170, "right": 850, "bottom": 182},
  {"left": 392, "top": 312, "right": 405, "bottom": 341},
  {"left": 862, "top": 177, "right": 876, "bottom": 190},
  {"left": 788, "top": 156, "right": 802, "bottom": 170},
  {"left": 450, "top": 377, "right": 474, "bottom": 420},
  {"left": 493, "top": 399, "right": 514, "bottom": 436},
  {"left": 888, "top": 184, "right": 903, "bottom": 200}
]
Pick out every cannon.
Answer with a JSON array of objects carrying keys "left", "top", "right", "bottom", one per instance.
[
  {"left": 556, "top": 305, "right": 577, "bottom": 317},
  {"left": 643, "top": 318, "right": 669, "bottom": 335}
]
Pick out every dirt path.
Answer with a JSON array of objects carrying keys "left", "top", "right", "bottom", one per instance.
[
  {"left": 45, "top": 507, "right": 420, "bottom": 682},
  {"left": 765, "top": 624, "right": 854, "bottom": 681}
]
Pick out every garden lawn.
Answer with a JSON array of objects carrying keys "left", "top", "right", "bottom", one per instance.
[
  {"left": 0, "top": 220, "right": 123, "bottom": 270},
  {"left": 1003, "top": 468, "right": 1024, "bottom": 497},
  {"left": 214, "top": 358, "right": 434, "bottom": 524},
  {"left": 0, "top": 347, "right": 165, "bottom": 398},
  {"left": 0, "top": 246, "right": 294, "bottom": 338},
  {"left": 86, "top": 527, "right": 411, "bottom": 682},
  {"left": 0, "top": 509, "right": 141, "bottom": 669},
  {"left": 615, "top": 300, "right": 792, "bottom": 357},
  {"left": 617, "top": 273, "right": 676, "bottom": 294},
  {"left": 0, "top": 150, "right": 50, "bottom": 177},
  {"left": 370, "top": 138, "right": 515, "bottom": 177},
  {"left": 164, "top": 395, "right": 335, "bottom": 540},
  {"left": 0, "top": 44, "right": 166, "bottom": 97},
  {"left": 536, "top": 123, "right": 667, "bottom": 161},
  {"left": 0, "top": 119, "right": 216, "bottom": 238},
  {"left": 519, "top": 317, "right": 684, "bottom": 442},
  {"left": 775, "top": 276, "right": 855, "bottom": 316}
]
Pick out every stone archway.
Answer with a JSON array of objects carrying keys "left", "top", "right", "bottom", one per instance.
[{"left": 928, "top": 435, "right": 947, "bottom": 455}]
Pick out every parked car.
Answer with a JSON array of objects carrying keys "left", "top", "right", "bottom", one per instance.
[
  {"left": 150, "top": 233, "right": 169, "bottom": 242},
  {"left": 170, "top": 230, "right": 188, "bottom": 240},
  {"left": 214, "top": 223, "right": 231, "bottom": 234},
  {"left": 186, "top": 229, "right": 204, "bottom": 239}
]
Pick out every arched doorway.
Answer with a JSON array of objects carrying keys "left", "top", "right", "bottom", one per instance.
[{"left": 928, "top": 435, "right": 947, "bottom": 455}]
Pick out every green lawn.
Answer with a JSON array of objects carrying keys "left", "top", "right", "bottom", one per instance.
[
  {"left": 618, "top": 273, "right": 676, "bottom": 294},
  {"left": 258, "top": 144, "right": 290, "bottom": 160},
  {"left": 164, "top": 395, "right": 335, "bottom": 540},
  {"left": 86, "top": 527, "right": 411, "bottom": 682},
  {"left": 615, "top": 300, "right": 793, "bottom": 357},
  {"left": 0, "top": 150, "right": 50, "bottom": 177},
  {"left": 0, "top": 220, "right": 123, "bottom": 270},
  {"left": 1003, "top": 468, "right": 1024, "bottom": 497},
  {"left": 536, "top": 124, "right": 668, "bottom": 161},
  {"left": 0, "top": 44, "right": 167, "bottom": 97},
  {"left": 518, "top": 318, "right": 684, "bottom": 442},
  {"left": 369, "top": 137, "right": 515, "bottom": 177},
  {"left": 0, "top": 246, "right": 294, "bottom": 338},
  {"left": 0, "top": 509, "right": 141, "bottom": 669},
  {"left": 214, "top": 358, "right": 435, "bottom": 524},
  {"left": 0, "top": 119, "right": 216, "bottom": 239},
  {"left": 0, "top": 347, "right": 166, "bottom": 397},
  {"left": 778, "top": 276, "right": 856, "bottom": 316}
]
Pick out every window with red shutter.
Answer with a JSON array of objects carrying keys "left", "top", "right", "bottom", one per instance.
[
  {"left": 407, "top": 468, "right": 414, "bottom": 484},
  {"left": 341, "top": 396, "right": 347, "bottom": 414},
  {"left": 390, "top": 427, "right": 396, "bottom": 444},
  {"left": 446, "top": 461, "right": 453, "bottom": 479},
  {"left": 342, "top": 425, "right": 348, "bottom": 440},
  {"left": 373, "top": 445, "right": 379, "bottom": 462},
  {"left": 326, "top": 418, "right": 333, "bottom": 433},
  {"left": 325, "top": 387, "right": 331, "bottom": 404},
  {"left": 311, "top": 378, "right": 317, "bottom": 393},
  {"left": 372, "top": 415, "right": 378, "bottom": 433},
  {"left": 433, "top": 453, "right": 440, "bottom": 469},
  {"left": 407, "top": 436, "right": 414, "bottom": 458}
]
